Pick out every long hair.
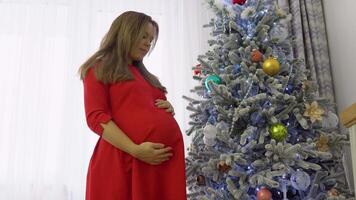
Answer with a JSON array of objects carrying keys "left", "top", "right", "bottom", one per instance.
[{"left": 78, "top": 11, "right": 166, "bottom": 93}]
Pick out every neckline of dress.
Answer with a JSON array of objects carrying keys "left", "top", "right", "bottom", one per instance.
[
  {"left": 128, "top": 64, "right": 137, "bottom": 69},
  {"left": 128, "top": 64, "right": 140, "bottom": 74}
]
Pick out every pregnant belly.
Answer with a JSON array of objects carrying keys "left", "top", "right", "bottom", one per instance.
[
  {"left": 114, "top": 108, "right": 183, "bottom": 146},
  {"left": 146, "top": 109, "right": 183, "bottom": 146}
]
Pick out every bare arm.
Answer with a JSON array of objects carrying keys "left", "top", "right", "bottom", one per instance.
[
  {"left": 101, "top": 120, "right": 173, "bottom": 165},
  {"left": 101, "top": 120, "right": 137, "bottom": 155}
]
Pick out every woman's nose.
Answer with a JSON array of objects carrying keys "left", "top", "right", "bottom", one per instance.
[{"left": 144, "top": 41, "right": 151, "bottom": 47}]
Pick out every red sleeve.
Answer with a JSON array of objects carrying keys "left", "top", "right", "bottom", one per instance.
[
  {"left": 154, "top": 87, "right": 167, "bottom": 101},
  {"left": 83, "top": 67, "right": 112, "bottom": 136}
]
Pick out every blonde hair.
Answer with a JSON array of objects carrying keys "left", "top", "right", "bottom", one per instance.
[{"left": 78, "top": 11, "right": 166, "bottom": 93}]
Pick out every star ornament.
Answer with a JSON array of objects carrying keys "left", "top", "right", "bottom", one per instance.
[{"left": 303, "top": 101, "right": 325, "bottom": 123}]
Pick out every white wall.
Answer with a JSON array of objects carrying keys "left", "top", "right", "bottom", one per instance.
[
  {"left": 324, "top": 0, "right": 356, "bottom": 192},
  {"left": 324, "top": 0, "right": 356, "bottom": 112},
  {"left": 177, "top": 1, "right": 213, "bottom": 147}
]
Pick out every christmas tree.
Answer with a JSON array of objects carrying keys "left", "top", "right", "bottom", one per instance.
[{"left": 184, "top": 0, "right": 350, "bottom": 199}]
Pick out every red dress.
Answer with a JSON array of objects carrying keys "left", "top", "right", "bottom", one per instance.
[{"left": 83, "top": 63, "right": 187, "bottom": 200}]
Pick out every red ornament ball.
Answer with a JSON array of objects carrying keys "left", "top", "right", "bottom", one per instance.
[
  {"left": 232, "top": 0, "right": 247, "bottom": 5},
  {"left": 193, "top": 64, "right": 202, "bottom": 76},
  {"left": 251, "top": 49, "right": 263, "bottom": 62},
  {"left": 257, "top": 187, "right": 272, "bottom": 200}
]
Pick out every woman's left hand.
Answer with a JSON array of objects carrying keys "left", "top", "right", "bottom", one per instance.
[{"left": 155, "top": 99, "right": 175, "bottom": 115}]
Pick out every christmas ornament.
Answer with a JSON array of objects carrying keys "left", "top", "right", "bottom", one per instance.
[
  {"left": 322, "top": 111, "right": 339, "bottom": 128},
  {"left": 316, "top": 134, "right": 329, "bottom": 152},
  {"left": 216, "top": 121, "right": 229, "bottom": 132},
  {"left": 232, "top": 0, "right": 246, "bottom": 5},
  {"left": 196, "top": 175, "right": 206, "bottom": 186},
  {"left": 327, "top": 188, "right": 339, "bottom": 196},
  {"left": 257, "top": 187, "right": 272, "bottom": 200},
  {"left": 193, "top": 64, "right": 202, "bottom": 76},
  {"left": 303, "top": 101, "right": 325, "bottom": 123},
  {"left": 204, "top": 74, "right": 222, "bottom": 92},
  {"left": 262, "top": 57, "right": 280, "bottom": 76},
  {"left": 217, "top": 160, "right": 231, "bottom": 173},
  {"left": 290, "top": 170, "right": 311, "bottom": 191},
  {"left": 251, "top": 49, "right": 263, "bottom": 62},
  {"left": 269, "top": 123, "right": 288, "bottom": 142},
  {"left": 203, "top": 124, "right": 218, "bottom": 146}
]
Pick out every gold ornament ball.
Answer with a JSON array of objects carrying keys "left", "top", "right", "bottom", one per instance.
[
  {"left": 269, "top": 123, "right": 288, "bottom": 142},
  {"left": 262, "top": 57, "right": 280, "bottom": 76}
]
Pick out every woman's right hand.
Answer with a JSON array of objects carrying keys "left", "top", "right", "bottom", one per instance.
[{"left": 130, "top": 142, "right": 173, "bottom": 165}]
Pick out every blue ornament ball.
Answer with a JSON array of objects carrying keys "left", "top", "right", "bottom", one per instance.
[{"left": 205, "top": 74, "right": 222, "bottom": 91}]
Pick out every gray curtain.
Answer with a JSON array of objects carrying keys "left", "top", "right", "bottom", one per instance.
[
  {"left": 278, "top": 0, "right": 354, "bottom": 195},
  {"left": 289, "top": 0, "right": 336, "bottom": 104}
]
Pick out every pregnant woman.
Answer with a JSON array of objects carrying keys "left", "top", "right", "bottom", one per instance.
[{"left": 78, "top": 11, "right": 186, "bottom": 200}]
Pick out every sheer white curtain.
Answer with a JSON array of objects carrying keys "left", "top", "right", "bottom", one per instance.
[{"left": 0, "top": 0, "right": 211, "bottom": 199}]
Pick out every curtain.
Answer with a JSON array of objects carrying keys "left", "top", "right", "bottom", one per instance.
[
  {"left": 277, "top": 0, "right": 335, "bottom": 102},
  {"left": 289, "top": 0, "right": 336, "bottom": 103},
  {"left": 0, "top": 0, "right": 211, "bottom": 199},
  {"left": 278, "top": 0, "right": 352, "bottom": 193}
]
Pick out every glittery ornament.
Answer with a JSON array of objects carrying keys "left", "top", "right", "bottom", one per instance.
[
  {"left": 257, "top": 187, "right": 272, "bottom": 200},
  {"left": 262, "top": 57, "right": 280, "bottom": 76},
  {"left": 269, "top": 123, "right": 288, "bottom": 142},
  {"left": 316, "top": 134, "right": 329, "bottom": 152},
  {"left": 327, "top": 188, "right": 339, "bottom": 196},
  {"left": 196, "top": 175, "right": 206, "bottom": 186},
  {"left": 203, "top": 124, "right": 218, "bottom": 146},
  {"left": 290, "top": 170, "right": 311, "bottom": 191},
  {"left": 251, "top": 49, "right": 263, "bottom": 62},
  {"left": 217, "top": 160, "right": 231, "bottom": 173},
  {"left": 232, "top": 0, "right": 246, "bottom": 5},
  {"left": 204, "top": 74, "right": 222, "bottom": 91},
  {"left": 322, "top": 111, "right": 339, "bottom": 128},
  {"left": 303, "top": 101, "right": 325, "bottom": 123}
]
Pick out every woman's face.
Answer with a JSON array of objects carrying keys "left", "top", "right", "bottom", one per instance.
[{"left": 128, "top": 22, "right": 155, "bottom": 63}]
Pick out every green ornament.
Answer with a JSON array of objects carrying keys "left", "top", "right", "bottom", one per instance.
[
  {"left": 269, "top": 123, "right": 288, "bottom": 142},
  {"left": 205, "top": 74, "right": 221, "bottom": 91}
]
